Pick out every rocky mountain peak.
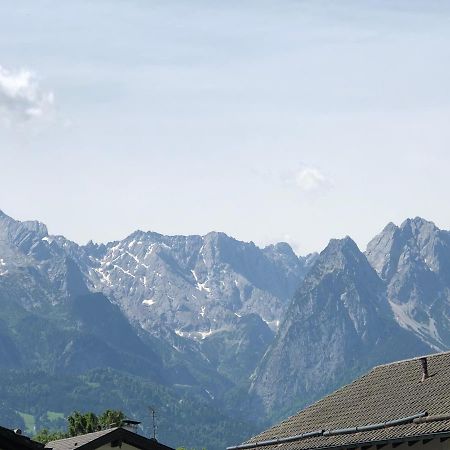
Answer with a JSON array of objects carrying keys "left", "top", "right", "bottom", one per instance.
[
  {"left": 323, "top": 235, "right": 360, "bottom": 256},
  {"left": 0, "top": 210, "right": 47, "bottom": 235},
  {"left": 250, "top": 229, "right": 430, "bottom": 415},
  {"left": 312, "top": 236, "right": 375, "bottom": 280},
  {"left": 126, "top": 229, "right": 165, "bottom": 243},
  {"left": 366, "top": 218, "right": 450, "bottom": 351},
  {"left": 264, "top": 242, "right": 297, "bottom": 258},
  {"left": 200, "top": 231, "right": 249, "bottom": 265},
  {"left": 400, "top": 216, "right": 437, "bottom": 234},
  {"left": 365, "top": 222, "right": 400, "bottom": 278},
  {"left": 367, "top": 217, "right": 450, "bottom": 278},
  {"left": 0, "top": 210, "right": 48, "bottom": 255},
  {"left": 298, "top": 235, "right": 388, "bottom": 323}
]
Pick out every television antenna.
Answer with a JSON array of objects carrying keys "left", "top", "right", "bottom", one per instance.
[{"left": 148, "top": 406, "right": 157, "bottom": 440}]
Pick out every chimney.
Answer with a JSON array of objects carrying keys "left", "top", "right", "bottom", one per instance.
[
  {"left": 121, "top": 419, "right": 141, "bottom": 433},
  {"left": 420, "top": 357, "right": 429, "bottom": 382}
]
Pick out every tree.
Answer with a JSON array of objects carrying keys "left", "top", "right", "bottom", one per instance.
[
  {"left": 33, "top": 429, "right": 67, "bottom": 444},
  {"left": 98, "top": 409, "right": 126, "bottom": 429},
  {"left": 67, "top": 411, "right": 99, "bottom": 436},
  {"left": 35, "top": 409, "right": 127, "bottom": 443}
]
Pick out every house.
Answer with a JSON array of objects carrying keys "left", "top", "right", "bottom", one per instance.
[
  {"left": 45, "top": 427, "right": 175, "bottom": 450},
  {"left": 228, "top": 352, "right": 450, "bottom": 450},
  {"left": 0, "top": 426, "right": 44, "bottom": 450}
]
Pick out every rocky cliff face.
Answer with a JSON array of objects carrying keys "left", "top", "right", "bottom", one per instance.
[
  {"left": 0, "top": 210, "right": 88, "bottom": 311},
  {"left": 0, "top": 211, "right": 175, "bottom": 378},
  {"left": 250, "top": 236, "right": 432, "bottom": 416},
  {"left": 59, "top": 230, "right": 309, "bottom": 338},
  {"left": 0, "top": 209, "right": 309, "bottom": 389},
  {"left": 366, "top": 217, "right": 450, "bottom": 350}
]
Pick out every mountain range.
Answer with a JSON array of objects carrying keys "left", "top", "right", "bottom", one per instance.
[{"left": 1, "top": 210, "right": 449, "bottom": 449}]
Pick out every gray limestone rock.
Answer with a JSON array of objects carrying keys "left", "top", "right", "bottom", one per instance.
[
  {"left": 366, "top": 217, "right": 450, "bottom": 350},
  {"left": 250, "top": 236, "right": 432, "bottom": 417}
]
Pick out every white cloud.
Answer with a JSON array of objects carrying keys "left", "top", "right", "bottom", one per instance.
[
  {"left": 0, "top": 65, "right": 54, "bottom": 122},
  {"left": 294, "top": 167, "right": 330, "bottom": 192}
]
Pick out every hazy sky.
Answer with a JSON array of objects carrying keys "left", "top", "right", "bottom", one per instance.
[{"left": 1, "top": 0, "right": 450, "bottom": 254}]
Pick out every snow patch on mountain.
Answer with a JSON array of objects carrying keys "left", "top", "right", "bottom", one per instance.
[{"left": 143, "top": 299, "right": 156, "bottom": 306}]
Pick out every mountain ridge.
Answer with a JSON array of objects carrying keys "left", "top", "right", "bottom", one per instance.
[{"left": 2, "top": 209, "right": 450, "bottom": 449}]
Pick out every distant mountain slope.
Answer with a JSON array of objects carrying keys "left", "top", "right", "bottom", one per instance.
[
  {"left": 1, "top": 209, "right": 279, "bottom": 385},
  {"left": 250, "top": 237, "right": 432, "bottom": 417},
  {"left": 2, "top": 209, "right": 450, "bottom": 448},
  {"left": 0, "top": 367, "right": 260, "bottom": 450},
  {"left": 52, "top": 224, "right": 311, "bottom": 385},
  {"left": 0, "top": 209, "right": 308, "bottom": 448},
  {"left": 0, "top": 210, "right": 167, "bottom": 377}
]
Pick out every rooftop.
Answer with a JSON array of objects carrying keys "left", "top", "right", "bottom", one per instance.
[
  {"left": 0, "top": 425, "right": 44, "bottom": 450},
  {"left": 45, "top": 426, "right": 174, "bottom": 450},
  {"left": 231, "top": 351, "right": 450, "bottom": 450}
]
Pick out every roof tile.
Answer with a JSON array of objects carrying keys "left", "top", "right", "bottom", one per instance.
[{"left": 241, "top": 352, "right": 450, "bottom": 450}]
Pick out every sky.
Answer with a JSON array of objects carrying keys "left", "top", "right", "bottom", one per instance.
[{"left": 1, "top": 0, "right": 450, "bottom": 255}]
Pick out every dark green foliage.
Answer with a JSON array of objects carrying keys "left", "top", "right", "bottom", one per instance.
[
  {"left": 34, "top": 429, "right": 67, "bottom": 444},
  {"left": 33, "top": 409, "right": 125, "bottom": 444},
  {"left": 98, "top": 409, "right": 126, "bottom": 429},
  {"left": 67, "top": 411, "right": 99, "bottom": 436},
  {"left": 0, "top": 235, "right": 266, "bottom": 450},
  {"left": 0, "top": 286, "right": 264, "bottom": 450},
  {"left": 0, "top": 369, "right": 258, "bottom": 450}
]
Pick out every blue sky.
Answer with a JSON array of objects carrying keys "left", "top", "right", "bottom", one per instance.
[{"left": 1, "top": 1, "right": 450, "bottom": 254}]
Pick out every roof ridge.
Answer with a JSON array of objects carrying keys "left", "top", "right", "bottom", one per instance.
[
  {"left": 46, "top": 427, "right": 118, "bottom": 444},
  {"left": 372, "top": 350, "right": 450, "bottom": 369}
]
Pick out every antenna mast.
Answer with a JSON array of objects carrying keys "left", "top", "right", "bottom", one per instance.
[{"left": 148, "top": 406, "right": 157, "bottom": 440}]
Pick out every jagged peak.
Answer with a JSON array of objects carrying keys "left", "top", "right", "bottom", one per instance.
[
  {"left": 396, "top": 217, "right": 443, "bottom": 248},
  {"left": 324, "top": 235, "right": 360, "bottom": 254},
  {"left": 203, "top": 230, "right": 232, "bottom": 241},
  {"left": 400, "top": 216, "right": 437, "bottom": 232},
  {"left": 366, "top": 217, "right": 450, "bottom": 280},
  {"left": 0, "top": 209, "right": 14, "bottom": 222},
  {"left": 371, "top": 218, "right": 437, "bottom": 242},
  {"left": 126, "top": 229, "right": 164, "bottom": 241},
  {"left": 381, "top": 221, "right": 398, "bottom": 233},
  {"left": 202, "top": 231, "right": 258, "bottom": 252},
  {"left": 21, "top": 220, "right": 48, "bottom": 237},
  {"left": 263, "top": 242, "right": 296, "bottom": 256},
  {"left": 0, "top": 209, "right": 48, "bottom": 240},
  {"left": 313, "top": 236, "right": 374, "bottom": 275},
  {"left": 367, "top": 217, "right": 440, "bottom": 253},
  {"left": 101, "top": 229, "right": 165, "bottom": 249}
]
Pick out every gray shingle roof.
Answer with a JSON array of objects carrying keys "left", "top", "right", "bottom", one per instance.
[
  {"left": 45, "top": 427, "right": 174, "bottom": 450},
  {"left": 46, "top": 428, "right": 116, "bottom": 450},
  {"left": 237, "top": 351, "right": 450, "bottom": 450}
]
